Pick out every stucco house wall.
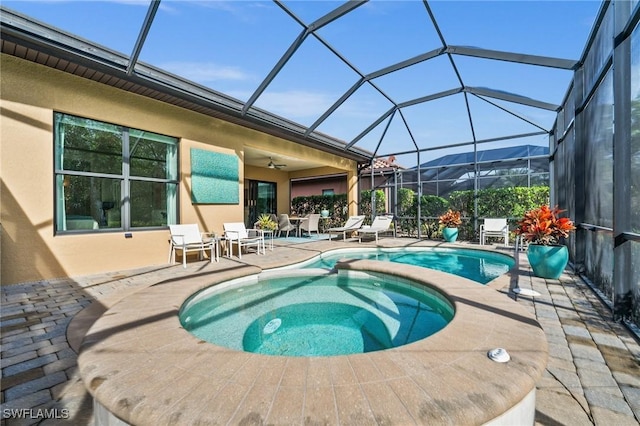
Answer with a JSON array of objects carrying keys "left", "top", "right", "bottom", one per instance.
[
  {"left": 290, "top": 175, "right": 348, "bottom": 199},
  {"left": 0, "top": 54, "right": 357, "bottom": 285}
]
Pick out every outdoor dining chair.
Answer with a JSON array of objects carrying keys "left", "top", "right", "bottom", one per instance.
[
  {"left": 277, "top": 214, "right": 297, "bottom": 237},
  {"left": 299, "top": 213, "right": 320, "bottom": 237}
]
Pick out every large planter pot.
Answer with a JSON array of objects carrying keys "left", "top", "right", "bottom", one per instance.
[
  {"left": 321, "top": 209, "right": 330, "bottom": 218},
  {"left": 442, "top": 227, "right": 458, "bottom": 242},
  {"left": 527, "top": 244, "right": 569, "bottom": 279}
]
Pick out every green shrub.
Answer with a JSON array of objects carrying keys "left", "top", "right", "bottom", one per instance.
[
  {"left": 449, "top": 186, "right": 549, "bottom": 219},
  {"left": 359, "top": 189, "right": 386, "bottom": 224},
  {"left": 291, "top": 186, "right": 549, "bottom": 240},
  {"left": 291, "top": 193, "right": 347, "bottom": 229}
]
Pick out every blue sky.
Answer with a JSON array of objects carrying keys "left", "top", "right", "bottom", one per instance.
[{"left": 3, "top": 0, "right": 602, "bottom": 166}]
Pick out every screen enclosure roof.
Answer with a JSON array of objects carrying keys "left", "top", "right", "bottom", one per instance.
[{"left": 0, "top": 1, "right": 603, "bottom": 169}]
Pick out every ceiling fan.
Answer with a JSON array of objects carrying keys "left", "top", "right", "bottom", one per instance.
[{"left": 267, "top": 157, "right": 286, "bottom": 169}]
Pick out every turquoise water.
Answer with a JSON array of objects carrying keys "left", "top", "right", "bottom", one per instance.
[
  {"left": 299, "top": 247, "right": 514, "bottom": 284},
  {"left": 180, "top": 273, "right": 454, "bottom": 357}
]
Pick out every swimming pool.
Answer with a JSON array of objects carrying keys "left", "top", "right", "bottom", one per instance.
[
  {"left": 180, "top": 270, "right": 454, "bottom": 356},
  {"left": 281, "top": 247, "right": 514, "bottom": 284}
]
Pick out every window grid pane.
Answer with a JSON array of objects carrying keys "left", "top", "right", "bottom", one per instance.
[
  {"left": 129, "top": 130, "right": 178, "bottom": 180},
  {"left": 55, "top": 113, "right": 178, "bottom": 233},
  {"left": 56, "top": 113, "right": 123, "bottom": 175}
]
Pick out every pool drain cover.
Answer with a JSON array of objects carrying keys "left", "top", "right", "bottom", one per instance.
[{"left": 263, "top": 318, "right": 282, "bottom": 334}]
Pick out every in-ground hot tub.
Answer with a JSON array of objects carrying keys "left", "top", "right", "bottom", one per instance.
[
  {"left": 180, "top": 269, "right": 454, "bottom": 357},
  {"left": 79, "top": 256, "right": 547, "bottom": 426}
]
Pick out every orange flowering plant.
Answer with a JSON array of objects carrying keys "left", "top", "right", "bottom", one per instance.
[
  {"left": 515, "top": 205, "right": 576, "bottom": 245},
  {"left": 438, "top": 209, "right": 462, "bottom": 228}
]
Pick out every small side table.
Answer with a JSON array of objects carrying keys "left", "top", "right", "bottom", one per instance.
[
  {"left": 202, "top": 235, "right": 222, "bottom": 262},
  {"left": 319, "top": 216, "right": 331, "bottom": 233},
  {"left": 261, "top": 229, "right": 274, "bottom": 251}
]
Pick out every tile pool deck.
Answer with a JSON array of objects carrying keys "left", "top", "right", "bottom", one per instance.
[{"left": 1, "top": 238, "right": 639, "bottom": 425}]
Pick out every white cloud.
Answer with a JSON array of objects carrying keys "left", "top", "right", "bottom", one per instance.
[
  {"left": 159, "top": 61, "right": 250, "bottom": 82},
  {"left": 255, "top": 90, "right": 335, "bottom": 118}
]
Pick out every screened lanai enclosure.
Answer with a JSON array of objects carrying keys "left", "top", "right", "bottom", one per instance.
[
  {"left": 1, "top": 1, "right": 638, "bottom": 324},
  {"left": 364, "top": 144, "right": 550, "bottom": 227}
]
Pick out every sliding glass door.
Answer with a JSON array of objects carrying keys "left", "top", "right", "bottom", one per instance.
[{"left": 246, "top": 180, "right": 277, "bottom": 226}]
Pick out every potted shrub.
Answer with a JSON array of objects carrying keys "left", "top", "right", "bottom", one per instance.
[
  {"left": 439, "top": 209, "right": 462, "bottom": 242},
  {"left": 515, "top": 205, "right": 576, "bottom": 279},
  {"left": 255, "top": 213, "right": 278, "bottom": 232}
]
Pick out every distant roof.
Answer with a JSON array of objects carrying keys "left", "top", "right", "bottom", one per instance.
[
  {"left": 417, "top": 145, "right": 549, "bottom": 169},
  {"left": 360, "top": 155, "right": 405, "bottom": 173},
  {"left": 407, "top": 144, "right": 550, "bottom": 196}
]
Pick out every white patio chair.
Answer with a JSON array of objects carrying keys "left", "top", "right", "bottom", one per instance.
[
  {"left": 223, "top": 222, "right": 265, "bottom": 259},
  {"left": 357, "top": 215, "right": 394, "bottom": 243},
  {"left": 299, "top": 213, "right": 320, "bottom": 237},
  {"left": 480, "top": 218, "right": 509, "bottom": 246},
  {"left": 327, "top": 215, "right": 366, "bottom": 241},
  {"left": 168, "top": 224, "right": 218, "bottom": 268}
]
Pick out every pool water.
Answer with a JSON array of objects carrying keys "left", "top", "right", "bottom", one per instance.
[
  {"left": 299, "top": 247, "right": 514, "bottom": 284},
  {"left": 180, "top": 273, "right": 454, "bottom": 357}
]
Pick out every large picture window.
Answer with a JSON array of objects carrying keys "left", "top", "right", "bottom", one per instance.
[{"left": 54, "top": 113, "right": 178, "bottom": 233}]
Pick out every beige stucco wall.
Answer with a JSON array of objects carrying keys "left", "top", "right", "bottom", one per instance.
[{"left": 0, "top": 54, "right": 357, "bottom": 285}]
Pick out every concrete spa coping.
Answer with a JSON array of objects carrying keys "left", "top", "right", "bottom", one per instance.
[{"left": 77, "top": 256, "right": 548, "bottom": 426}]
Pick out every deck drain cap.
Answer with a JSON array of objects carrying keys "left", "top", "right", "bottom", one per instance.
[{"left": 488, "top": 348, "right": 510, "bottom": 363}]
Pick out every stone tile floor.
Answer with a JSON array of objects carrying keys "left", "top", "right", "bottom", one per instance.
[{"left": 1, "top": 239, "right": 639, "bottom": 425}]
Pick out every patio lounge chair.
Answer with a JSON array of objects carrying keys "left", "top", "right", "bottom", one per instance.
[
  {"left": 327, "top": 215, "right": 365, "bottom": 241},
  {"left": 357, "top": 215, "right": 394, "bottom": 243},
  {"left": 168, "top": 224, "right": 218, "bottom": 268},
  {"left": 480, "top": 218, "right": 509, "bottom": 246},
  {"left": 299, "top": 213, "right": 320, "bottom": 237},
  {"left": 223, "top": 222, "right": 265, "bottom": 259}
]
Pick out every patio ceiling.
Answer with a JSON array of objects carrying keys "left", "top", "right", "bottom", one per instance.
[
  {"left": 244, "top": 147, "right": 326, "bottom": 172},
  {"left": 0, "top": 1, "right": 602, "bottom": 169}
]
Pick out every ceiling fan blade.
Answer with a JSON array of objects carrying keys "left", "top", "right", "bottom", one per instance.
[{"left": 267, "top": 157, "right": 286, "bottom": 169}]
